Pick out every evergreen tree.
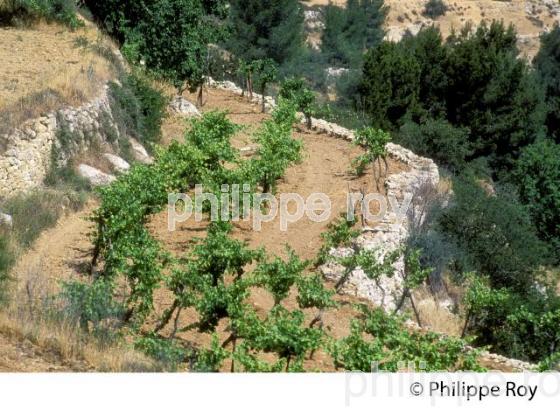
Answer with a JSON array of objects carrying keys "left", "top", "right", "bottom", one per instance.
[
  {"left": 513, "top": 138, "right": 560, "bottom": 260},
  {"left": 321, "top": 0, "right": 387, "bottom": 67},
  {"left": 534, "top": 25, "right": 560, "bottom": 143},
  {"left": 226, "top": 0, "right": 305, "bottom": 66}
]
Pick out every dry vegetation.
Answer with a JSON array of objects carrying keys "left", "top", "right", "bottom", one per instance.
[
  {"left": 0, "top": 18, "right": 119, "bottom": 134},
  {"left": 304, "top": 0, "right": 560, "bottom": 58}
]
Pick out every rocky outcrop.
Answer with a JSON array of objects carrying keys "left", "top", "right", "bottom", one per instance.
[
  {"left": 0, "top": 213, "right": 12, "bottom": 229},
  {"left": 103, "top": 153, "right": 130, "bottom": 174},
  {"left": 169, "top": 96, "right": 201, "bottom": 118},
  {"left": 77, "top": 164, "right": 116, "bottom": 187}
]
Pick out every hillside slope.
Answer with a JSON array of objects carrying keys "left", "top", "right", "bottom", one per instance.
[{"left": 304, "top": 0, "right": 560, "bottom": 58}]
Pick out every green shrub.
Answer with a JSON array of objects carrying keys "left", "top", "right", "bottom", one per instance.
[
  {"left": 109, "top": 71, "right": 168, "bottom": 154},
  {"left": 2, "top": 189, "right": 85, "bottom": 248},
  {"left": 59, "top": 279, "right": 124, "bottom": 342},
  {"left": 513, "top": 138, "right": 560, "bottom": 262},
  {"left": 0, "top": 235, "right": 14, "bottom": 302},
  {"left": 398, "top": 118, "right": 472, "bottom": 172},
  {"left": 437, "top": 177, "right": 548, "bottom": 293},
  {"left": 0, "top": 0, "right": 83, "bottom": 28},
  {"left": 423, "top": 0, "right": 448, "bottom": 19},
  {"left": 135, "top": 333, "right": 186, "bottom": 371}
]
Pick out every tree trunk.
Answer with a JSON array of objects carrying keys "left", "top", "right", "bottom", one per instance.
[
  {"left": 461, "top": 310, "right": 471, "bottom": 338},
  {"left": 394, "top": 289, "right": 408, "bottom": 314},
  {"left": 409, "top": 293, "right": 422, "bottom": 327},
  {"left": 261, "top": 85, "right": 266, "bottom": 113},
  {"left": 196, "top": 84, "right": 204, "bottom": 107},
  {"left": 306, "top": 114, "right": 312, "bottom": 129},
  {"left": 155, "top": 300, "right": 179, "bottom": 333}
]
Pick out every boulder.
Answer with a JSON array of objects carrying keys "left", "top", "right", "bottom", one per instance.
[
  {"left": 77, "top": 164, "right": 116, "bottom": 186},
  {"left": 128, "top": 138, "right": 153, "bottom": 164},
  {"left": 169, "top": 97, "right": 201, "bottom": 117},
  {"left": 0, "top": 213, "right": 13, "bottom": 229},
  {"left": 103, "top": 153, "right": 130, "bottom": 173}
]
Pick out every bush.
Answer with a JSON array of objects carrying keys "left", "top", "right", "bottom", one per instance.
[
  {"left": 135, "top": 333, "right": 186, "bottom": 371},
  {"left": 437, "top": 177, "right": 548, "bottom": 293},
  {"left": 0, "top": 235, "right": 14, "bottom": 302},
  {"left": 108, "top": 71, "right": 168, "bottom": 154},
  {"left": 0, "top": 0, "right": 82, "bottom": 28},
  {"left": 2, "top": 189, "right": 85, "bottom": 248},
  {"left": 423, "top": 0, "right": 448, "bottom": 19},
  {"left": 398, "top": 118, "right": 472, "bottom": 172},
  {"left": 59, "top": 279, "right": 124, "bottom": 342},
  {"left": 513, "top": 138, "right": 560, "bottom": 261}
]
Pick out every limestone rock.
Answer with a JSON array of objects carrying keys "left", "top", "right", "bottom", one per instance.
[
  {"left": 0, "top": 213, "right": 13, "bottom": 229},
  {"left": 128, "top": 138, "right": 153, "bottom": 164},
  {"left": 169, "top": 97, "right": 201, "bottom": 117},
  {"left": 103, "top": 153, "right": 130, "bottom": 173},
  {"left": 77, "top": 164, "right": 116, "bottom": 186}
]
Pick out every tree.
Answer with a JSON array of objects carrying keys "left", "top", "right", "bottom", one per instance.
[
  {"left": 437, "top": 177, "right": 548, "bottom": 293},
  {"left": 351, "top": 127, "right": 391, "bottom": 191},
  {"left": 93, "top": 0, "right": 227, "bottom": 105},
  {"left": 251, "top": 100, "right": 301, "bottom": 193},
  {"left": 513, "top": 138, "right": 560, "bottom": 260},
  {"left": 321, "top": 0, "right": 387, "bottom": 67},
  {"left": 534, "top": 25, "right": 560, "bottom": 143},
  {"left": 279, "top": 77, "right": 316, "bottom": 128},
  {"left": 252, "top": 58, "right": 278, "bottom": 113},
  {"left": 423, "top": 0, "right": 448, "bottom": 19},
  {"left": 226, "top": 0, "right": 305, "bottom": 66},
  {"left": 360, "top": 41, "right": 421, "bottom": 129},
  {"left": 393, "top": 249, "right": 432, "bottom": 327},
  {"left": 398, "top": 118, "right": 472, "bottom": 172},
  {"left": 445, "top": 21, "right": 546, "bottom": 174}
]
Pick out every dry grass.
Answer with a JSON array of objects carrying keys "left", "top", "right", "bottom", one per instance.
[
  {"left": 0, "top": 264, "right": 159, "bottom": 372},
  {"left": 0, "top": 19, "right": 119, "bottom": 134}
]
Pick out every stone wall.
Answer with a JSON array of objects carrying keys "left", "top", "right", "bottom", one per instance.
[{"left": 0, "top": 84, "right": 119, "bottom": 199}]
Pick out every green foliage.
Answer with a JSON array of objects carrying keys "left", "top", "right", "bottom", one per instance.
[
  {"left": 243, "top": 305, "right": 323, "bottom": 370},
  {"left": 251, "top": 100, "right": 301, "bottom": 193},
  {"left": 279, "top": 77, "right": 316, "bottom": 127},
  {"left": 59, "top": 279, "right": 124, "bottom": 338},
  {"left": 398, "top": 118, "right": 472, "bottom": 172},
  {"left": 360, "top": 41, "right": 421, "bottom": 129},
  {"left": 88, "top": 0, "right": 226, "bottom": 92},
  {"left": 534, "top": 25, "right": 560, "bottom": 143},
  {"left": 0, "top": 0, "right": 83, "bottom": 28},
  {"left": 108, "top": 71, "right": 168, "bottom": 153},
  {"left": 316, "top": 215, "right": 359, "bottom": 266},
  {"left": 296, "top": 274, "right": 336, "bottom": 310},
  {"left": 192, "top": 334, "right": 229, "bottom": 372},
  {"left": 330, "top": 307, "right": 484, "bottom": 372},
  {"left": 351, "top": 127, "right": 391, "bottom": 176},
  {"left": 423, "top": 0, "right": 448, "bottom": 19},
  {"left": 321, "top": 0, "right": 387, "bottom": 67},
  {"left": 513, "top": 138, "right": 560, "bottom": 261},
  {"left": 255, "top": 247, "right": 309, "bottom": 305},
  {"left": 437, "top": 177, "right": 548, "bottom": 293},
  {"left": 135, "top": 333, "right": 186, "bottom": 370},
  {"left": 360, "top": 22, "right": 546, "bottom": 174},
  {"left": 226, "top": 0, "right": 304, "bottom": 66}
]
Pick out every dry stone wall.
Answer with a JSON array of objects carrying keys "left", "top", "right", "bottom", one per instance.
[{"left": 0, "top": 84, "right": 119, "bottom": 199}]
